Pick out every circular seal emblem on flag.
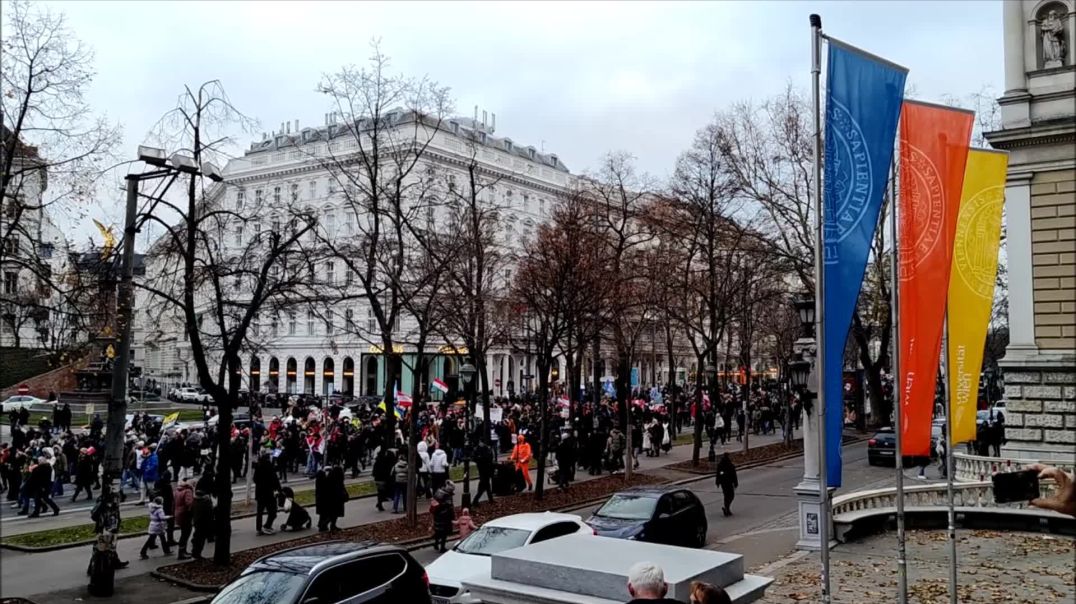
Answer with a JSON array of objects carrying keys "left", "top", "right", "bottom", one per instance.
[
  {"left": 900, "top": 144, "right": 945, "bottom": 275},
  {"left": 953, "top": 185, "right": 1003, "bottom": 299},
  {"left": 825, "top": 100, "right": 874, "bottom": 244}
]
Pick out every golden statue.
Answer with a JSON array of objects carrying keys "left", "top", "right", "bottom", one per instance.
[{"left": 93, "top": 219, "right": 115, "bottom": 260}]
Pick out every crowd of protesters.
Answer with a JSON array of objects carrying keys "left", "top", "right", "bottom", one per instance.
[{"left": 0, "top": 379, "right": 800, "bottom": 563}]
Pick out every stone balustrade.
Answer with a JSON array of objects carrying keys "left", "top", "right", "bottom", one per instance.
[
  {"left": 832, "top": 480, "right": 1060, "bottom": 517},
  {"left": 954, "top": 452, "right": 1075, "bottom": 483}
]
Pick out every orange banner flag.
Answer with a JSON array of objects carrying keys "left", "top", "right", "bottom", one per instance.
[{"left": 898, "top": 100, "right": 973, "bottom": 457}]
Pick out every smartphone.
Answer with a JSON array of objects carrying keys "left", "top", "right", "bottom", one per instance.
[{"left": 992, "top": 469, "right": 1040, "bottom": 504}]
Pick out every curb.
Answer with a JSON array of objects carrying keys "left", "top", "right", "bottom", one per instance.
[{"left": 146, "top": 444, "right": 824, "bottom": 593}]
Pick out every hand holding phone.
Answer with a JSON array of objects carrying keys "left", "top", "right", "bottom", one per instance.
[{"left": 992, "top": 469, "right": 1040, "bottom": 504}]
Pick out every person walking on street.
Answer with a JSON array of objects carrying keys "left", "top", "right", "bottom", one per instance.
[
  {"left": 140, "top": 496, "right": 172, "bottom": 559},
  {"left": 140, "top": 444, "right": 159, "bottom": 503},
  {"left": 430, "top": 480, "right": 456, "bottom": 553},
  {"left": 509, "top": 434, "right": 533, "bottom": 491},
  {"left": 315, "top": 463, "right": 347, "bottom": 532},
  {"left": 472, "top": 440, "right": 495, "bottom": 508},
  {"left": 155, "top": 470, "right": 176, "bottom": 546},
  {"left": 392, "top": 453, "right": 408, "bottom": 514},
  {"left": 173, "top": 478, "right": 194, "bottom": 559},
  {"left": 253, "top": 452, "right": 280, "bottom": 535},
  {"left": 27, "top": 456, "right": 59, "bottom": 517},
  {"left": 715, "top": 453, "right": 738, "bottom": 517},
  {"left": 429, "top": 444, "right": 449, "bottom": 493},
  {"left": 372, "top": 447, "right": 395, "bottom": 512},
  {"left": 189, "top": 487, "right": 213, "bottom": 559},
  {"left": 71, "top": 449, "right": 95, "bottom": 502}
]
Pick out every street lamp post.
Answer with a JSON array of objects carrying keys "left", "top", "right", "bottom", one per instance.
[
  {"left": 93, "top": 146, "right": 221, "bottom": 596},
  {"left": 792, "top": 294, "right": 832, "bottom": 551},
  {"left": 459, "top": 361, "right": 477, "bottom": 509}
]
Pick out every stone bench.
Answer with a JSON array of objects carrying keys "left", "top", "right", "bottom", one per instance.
[{"left": 834, "top": 505, "right": 1075, "bottom": 542}]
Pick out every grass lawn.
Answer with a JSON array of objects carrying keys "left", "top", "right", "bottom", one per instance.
[
  {"left": 1, "top": 515, "right": 149, "bottom": 548},
  {"left": 30, "top": 408, "right": 205, "bottom": 428}
]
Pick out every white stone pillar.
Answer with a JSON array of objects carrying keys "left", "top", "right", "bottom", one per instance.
[
  {"left": 1005, "top": 174, "right": 1038, "bottom": 358},
  {"left": 1003, "top": 0, "right": 1026, "bottom": 93}
]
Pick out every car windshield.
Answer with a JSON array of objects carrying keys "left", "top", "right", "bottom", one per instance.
[
  {"left": 595, "top": 494, "right": 658, "bottom": 520},
  {"left": 213, "top": 570, "right": 306, "bottom": 604},
  {"left": 453, "top": 526, "right": 531, "bottom": 556}
]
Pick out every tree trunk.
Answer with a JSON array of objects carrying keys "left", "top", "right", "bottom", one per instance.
[
  {"left": 691, "top": 355, "right": 705, "bottom": 466},
  {"left": 865, "top": 365, "right": 887, "bottom": 429},
  {"left": 535, "top": 360, "right": 549, "bottom": 500},
  {"left": 213, "top": 403, "right": 234, "bottom": 565},
  {"left": 381, "top": 344, "right": 397, "bottom": 449},
  {"left": 665, "top": 323, "right": 677, "bottom": 439}
]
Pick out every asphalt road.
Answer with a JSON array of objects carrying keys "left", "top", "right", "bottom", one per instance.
[{"left": 410, "top": 441, "right": 928, "bottom": 570}]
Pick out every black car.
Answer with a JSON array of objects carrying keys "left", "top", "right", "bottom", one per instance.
[
  {"left": 211, "top": 541, "right": 431, "bottom": 604},
  {"left": 585, "top": 486, "right": 708, "bottom": 548},
  {"left": 867, "top": 427, "right": 897, "bottom": 466},
  {"left": 867, "top": 426, "right": 937, "bottom": 466}
]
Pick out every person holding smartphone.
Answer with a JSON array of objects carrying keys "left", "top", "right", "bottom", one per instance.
[{"left": 1028, "top": 464, "right": 1075, "bottom": 518}]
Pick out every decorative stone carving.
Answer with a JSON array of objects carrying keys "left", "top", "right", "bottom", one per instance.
[{"left": 1039, "top": 7, "right": 1068, "bottom": 68}]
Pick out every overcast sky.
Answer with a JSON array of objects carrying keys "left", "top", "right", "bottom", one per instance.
[{"left": 46, "top": 0, "right": 1003, "bottom": 243}]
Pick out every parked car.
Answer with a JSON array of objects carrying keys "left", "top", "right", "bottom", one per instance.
[
  {"left": 426, "top": 512, "right": 590, "bottom": 604},
  {"left": 585, "top": 486, "right": 707, "bottom": 548},
  {"left": 211, "top": 541, "right": 431, "bottom": 604},
  {"left": 1, "top": 395, "right": 47, "bottom": 413},
  {"left": 207, "top": 412, "right": 251, "bottom": 431}
]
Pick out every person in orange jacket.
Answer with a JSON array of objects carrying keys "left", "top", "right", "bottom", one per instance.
[{"left": 509, "top": 434, "right": 533, "bottom": 491}]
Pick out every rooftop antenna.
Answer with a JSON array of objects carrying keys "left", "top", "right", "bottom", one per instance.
[{"left": 491, "top": 113, "right": 496, "bottom": 134}]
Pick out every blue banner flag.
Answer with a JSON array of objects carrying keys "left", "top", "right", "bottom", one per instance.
[{"left": 822, "top": 39, "right": 907, "bottom": 487}]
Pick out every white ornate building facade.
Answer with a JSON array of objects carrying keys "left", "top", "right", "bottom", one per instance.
[{"left": 986, "top": 0, "right": 1075, "bottom": 461}]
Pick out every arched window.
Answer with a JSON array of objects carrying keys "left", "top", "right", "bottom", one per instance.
[
  {"left": 325, "top": 210, "right": 336, "bottom": 238},
  {"left": 345, "top": 308, "right": 355, "bottom": 331}
]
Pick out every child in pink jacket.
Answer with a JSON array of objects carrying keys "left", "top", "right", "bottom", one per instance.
[{"left": 454, "top": 507, "right": 478, "bottom": 539}]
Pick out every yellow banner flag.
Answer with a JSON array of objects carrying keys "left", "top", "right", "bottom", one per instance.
[
  {"left": 947, "top": 149, "right": 1008, "bottom": 444},
  {"left": 163, "top": 412, "right": 180, "bottom": 426}
]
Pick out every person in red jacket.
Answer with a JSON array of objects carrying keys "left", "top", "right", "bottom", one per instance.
[
  {"left": 509, "top": 434, "right": 533, "bottom": 492},
  {"left": 173, "top": 478, "right": 195, "bottom": 559}
]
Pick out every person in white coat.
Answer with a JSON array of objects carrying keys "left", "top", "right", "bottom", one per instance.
[
  {"left": 417, "top": 441, "right": 431, "bottom": 499},
  {"left": 429, "top": 445, "right": 449, "bottom": 493}
]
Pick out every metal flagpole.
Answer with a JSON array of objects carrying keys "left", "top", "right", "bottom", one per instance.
[
  {"left": 889, "top": 157, "right": 908, "bottom": 604},
  {"left": 942, "top": 315, "right": 958, "bottom": 604},
  {"left": 809, "top": 14, "right": 832, "bottom": 604}
]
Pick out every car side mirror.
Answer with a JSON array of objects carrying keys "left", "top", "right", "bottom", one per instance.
[{"left": 657, "top": 512, "right": 672, "bottom": 520}]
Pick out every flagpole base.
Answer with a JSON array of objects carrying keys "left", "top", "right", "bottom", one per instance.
[{"left": 795, "top": 480, "right": 837, "bottom": 551}]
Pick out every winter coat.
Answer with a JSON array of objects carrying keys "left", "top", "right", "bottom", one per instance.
[
  {"left": 473, "top": 444, "right": 494, "bottom": 478},
  {"left": 716, "top": 456, "right": 738, "bottom": 492},
  {"left": 173, "top": 482, "right": 195, "bottom": 525},
  {"left": 75, "top": 456, "right": 94, "bottom": 487},
  {"left": 417, "top": 442, "right": 430, "bottom": 473},
  {"left": 147, "top": 502, "right": 168, "bottom": 535},
  {"left": 156, "top": 475, "right": 174, "bottom": 512},
  {"left": 372, "top": 449, "right": 396, "bottom": 482},
  {"left": 429, "top": 449, "right": 448, "bottom": 475},
  {"left": 141, "top": 452, "right": 160, "bottom": 483},
  {"left": 253, "top": 457, "right": 281, "bottom": 501},
  {"left": 192, "top": 492, "right": 214, "bottom": 530},
  {"left": 431, "top": 485, "right": 455, "bottom": 533},
  {"left": 315, "top": 465, "right": 347, "bottom": 518},
  {"left": 393, "top": 459, "right": 409, "bottom": 484}
]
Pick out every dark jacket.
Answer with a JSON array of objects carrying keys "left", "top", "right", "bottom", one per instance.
[
  {"left": 174, "top": 482, "right": 195, "bottom": 525},
  {"left": 716, "top": 456, "right": 738, "bottom": 491},
  {"left": 315, "top": 466, "right": 347, "bottom": 518},
  {"left": 253, "top": 456, "right": 281, "bottom": 501},
  {"left": 191, "top": 491, "right": 214, "bottom": 529},
  {"left": 431, "top": 484, "right": 455, "bottom": 532},
  {"left": 473, "top": 443, "right": 494, "bottom": 478}
]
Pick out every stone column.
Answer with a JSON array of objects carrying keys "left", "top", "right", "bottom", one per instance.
[
  {"left": 1003, "top": 0, "right": 1026, "bottom": 93},
  {"left": 1005, "top": 174, "right": 1038, "bottom": 358}
]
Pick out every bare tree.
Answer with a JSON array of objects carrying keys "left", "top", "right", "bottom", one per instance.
[
  {"left": 313, "top": 44, "right": 451, "bottom": 447},
  {"left": 513, "top": 190, "right": 604, "bottom": 498},
  {"left": 137, "top": 81, "right": 320, "bottom": 564},
  {"left": 1, "top": 0, "right": 120, "bottom": 355}
]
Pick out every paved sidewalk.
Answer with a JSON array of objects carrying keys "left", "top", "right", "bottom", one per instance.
[
  {"left": 0, "top": 428, "right": 797, "bottom": 599},
  {"left": 755, "top": 528, "right": 1075, "bottom": 603}
]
